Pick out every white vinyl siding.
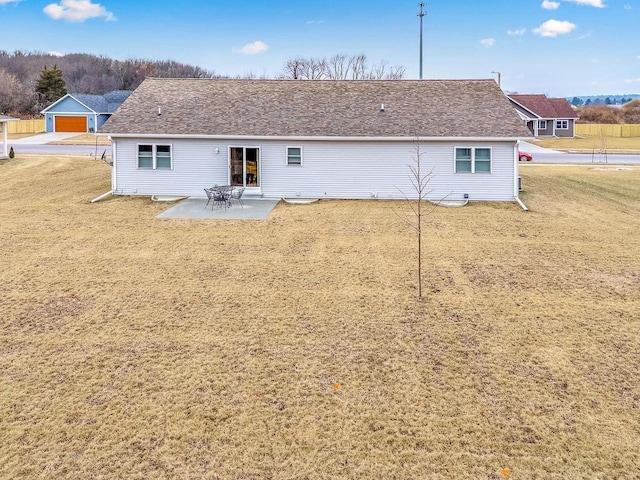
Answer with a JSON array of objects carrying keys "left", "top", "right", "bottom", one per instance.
[{"left": 113, "top": 138, "right": 515, "bottom": 201}]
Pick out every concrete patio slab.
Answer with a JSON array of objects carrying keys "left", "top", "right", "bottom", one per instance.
[{"left": 157, "top": 197, "right": 280, "bottom": 220}]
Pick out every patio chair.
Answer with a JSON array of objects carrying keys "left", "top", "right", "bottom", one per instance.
[
  {"left": 230, "top": 187, "right": 245, "bottom": 208},
  {"left": 204, "top": 188, "right": 216, "bottom": 209}
]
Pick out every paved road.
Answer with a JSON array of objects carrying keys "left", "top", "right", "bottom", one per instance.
[
  {"left": 519, "top": 140, "right": 640, "bottom": 164},
  {"left": 526, "top": 151, "right": 640, "bottom": 165},
  {"left": 8, "top": 144, "right": 112, "bottom": 156}
]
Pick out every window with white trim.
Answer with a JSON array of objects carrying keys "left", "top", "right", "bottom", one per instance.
[
  {"left": 137, "top": 144, "right": 172, "bottom": 169},
  {"left": 454, "top": 147, "right": 492, "bottom": 173},
  {"left": 556, "top": 120, "right": 568, "bottom": 130},
  {"left": 286, "top": 146, "right": 302, "bottom": 165},
  {"left": 538, "top": 120, "right": 547, "bottom": 129}
]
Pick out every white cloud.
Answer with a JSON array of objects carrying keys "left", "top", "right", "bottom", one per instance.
[
  {"left": 507, "top": 28, "right": 527, "bottom": 35},
  {"left": 563, "top": 0, "right": 606, "bottom": 7},
  {"left": 533, "top": 19, "right": 577, "bottom": 37},
  {"left": 624, "top": 4, "right": 632, "bottom": 10},
  {"left": 43, "top": 0, "right": 115, "bottom": 22},
  {"left": 625, "top": 78, "right": 640, "bottom": 83},
  {"left": 542, "top": 0, "right": 560, "bottom": 9},
  {"left": 0, "top": 0, "right": 22, "bottom": 4},
  {"left": 306, "top": 20, "right": 324, "bottom": 25},
  {"left": 48, "top": 51, "right": 65, "bottom": 57},
  {"left": 480, "top": 38, "right": 495, "bottom": 47},
  {"left": 235, "top": 41, "right": 269, "bottom": 55}
]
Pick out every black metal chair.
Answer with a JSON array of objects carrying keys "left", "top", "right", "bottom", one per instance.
[{"left": 204, "top": 188, "right": 216, "bottom": 209}]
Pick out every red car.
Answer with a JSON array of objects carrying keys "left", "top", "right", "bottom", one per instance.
[{"left": 518, "top": 152, "right": 533, "bottom": 162}]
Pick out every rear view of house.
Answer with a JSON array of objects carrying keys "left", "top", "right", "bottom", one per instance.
[
  {"left": 508, "top": 94, "right": 578, "bottom": 137},
  {"left": 101, "top": 79, "right": 531, "bottom": 203}
]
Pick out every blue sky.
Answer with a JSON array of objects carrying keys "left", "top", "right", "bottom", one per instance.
[{"left": 1, "top": 0, "right": 638, "bottom": 96}]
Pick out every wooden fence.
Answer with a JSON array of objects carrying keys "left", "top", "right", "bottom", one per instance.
[
  {"left": 6, "top": 119, "right": 46, "bottom": 134},
  {"left": 576, "top": 124, "right": 640, "bottom": 138}
]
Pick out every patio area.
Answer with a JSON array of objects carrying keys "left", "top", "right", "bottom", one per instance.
[{"left": 156, "top": 197, "right": 281, "bottom": 220}]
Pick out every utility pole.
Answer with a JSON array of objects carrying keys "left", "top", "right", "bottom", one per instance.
[{"left": 418, "top": 3, "right": 426, "bottom": 80}]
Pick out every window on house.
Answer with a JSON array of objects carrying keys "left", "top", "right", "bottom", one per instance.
[
  {"left": 287, "top": 146, "right": 302, "bottom": 165},
  {"left": 475, "top": 148, "right": 491, "bottom": 172},
  {"left": 137, "top": 144, "right": 172, "bottom": 169},
  {"left": 556, "top": 120, "right": 568, "bottom": 129},
  {"left": 455, "top": 148, "right": 472, "bottom": 172},
  {"left": 455, "top": 147, "right": 492, "bottom": 173},
  {"left": 156, "top": 145, "right": 172, "bottom": 169},
  {"left": 538, "top": 120, "right": 547, "bottom": 129},
  {"left": 138, "top": 145, "right": 153, "bottom": 168}
]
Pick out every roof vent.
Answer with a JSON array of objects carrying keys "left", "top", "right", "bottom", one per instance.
[
  {"left": 157, "top": 107, "right": 162, "bottom": 116},
  {"left": 380, "top": 103, "right": 385, "bottom": 112}
]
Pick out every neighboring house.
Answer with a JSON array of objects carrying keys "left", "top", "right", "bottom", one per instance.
[
  {"left": 0, "top": 115, "right": 19, "bottom": 159},
  {"left": 100, "top": 79, "right": 532, "bottom": 203},
  {"left": 507, "top": 94, "right": 578, "bottom": 137},
  {"left": 42, "top": 90, "right": 132, "bottom": 133}
]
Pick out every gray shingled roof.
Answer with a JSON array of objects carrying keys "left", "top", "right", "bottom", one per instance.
[
  {"left": 101, "top": 79, "right": 531, "bottom": 138},
  {"left": 72, "top": 90, "right": 132, "bottom": 114}
]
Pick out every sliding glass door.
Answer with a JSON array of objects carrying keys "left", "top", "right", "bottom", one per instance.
[{"left": 230, "top": 147, "right": 260, "bottom": 189}]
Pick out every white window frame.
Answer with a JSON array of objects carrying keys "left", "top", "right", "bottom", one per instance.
[
  {"left": 286, "top": 146, "right": 303, "bottom": 166},
  {"left": 454, "top": 146, "right": 492, "bottom": 174},
  {"left": 538, "top": 120, "right": 547, "bottom": 129},
  {"left": 137, "top": 143, "right": 173, "bottom": 170},
  {"left": 556, "top": 120, "right": 569, "bottom": 130}
]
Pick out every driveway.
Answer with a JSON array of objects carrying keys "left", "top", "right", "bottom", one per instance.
[
  {"left": 9, "top": 132, "right": 79, "bottom": 144},
  {"left": 3, "top": 132, "right": 112, "bottom": 155}
]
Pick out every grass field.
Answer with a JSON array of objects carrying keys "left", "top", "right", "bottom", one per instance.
[
  {"left": 532, "top": 135, "right": 640, "bottom": 153},
  {"left": 1, "top": 156, "right": 639, "bottom": 479}
]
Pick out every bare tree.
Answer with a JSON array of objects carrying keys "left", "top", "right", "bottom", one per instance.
[
  {"left": 397, "top": 138, "right": 440, "bottom": 299},
  {"left": 282, "top": 57, "right": 306, "bottom": 80},
  {"left": 301, "top": 57, "right": 328, "bottom": 80},
  {"left": 280, "top": 53, "right": 406, "bottom": 81},
  {"left": 326, "top": 54, "right": 347, "bottom": 79},
  {"left": 348, "top": 54, "right": 367, "bottom": 79}
]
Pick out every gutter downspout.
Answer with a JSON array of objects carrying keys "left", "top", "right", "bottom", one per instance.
[
  {"left": 514, "top": 141, "right": 528, "bottom": 211},
  {"left": 90, "top": 190, "right": 112, "bottom": 203},
  {"left": 110, "top": 136, "right": 117, "bottom": 194}
]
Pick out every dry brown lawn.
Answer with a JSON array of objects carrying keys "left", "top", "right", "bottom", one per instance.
[
  {"left": 532, "top": 135, "right": 640, "bottom": 153},
  {"left": 1, "top": 156, "right": 639, "bottom": 479}
]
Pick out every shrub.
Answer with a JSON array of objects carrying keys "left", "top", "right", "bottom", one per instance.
[
  {"left": 9, "top": 146, "right": 14, "bottom": 159},
  {"left": 576, "top": 106, "right": 621, "bottom": 124},
  {"left": 621, "top": 99, "right": 640, "bottom": 124}
]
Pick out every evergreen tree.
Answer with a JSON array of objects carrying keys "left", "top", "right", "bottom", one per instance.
[
  {"left": 35, "top": 65, "right": 67, "bottom": 105},
  {"left": 571, "top": 96, "right": 583, "bottom": 106}
]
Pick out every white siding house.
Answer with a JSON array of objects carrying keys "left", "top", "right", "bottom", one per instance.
[{"left": 101, "top": 79, "right": 531, "bottom": 203}]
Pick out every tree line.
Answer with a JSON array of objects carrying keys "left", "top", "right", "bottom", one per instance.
[{"left": 0, "top": 51, "right": 405, "bottom": 117}]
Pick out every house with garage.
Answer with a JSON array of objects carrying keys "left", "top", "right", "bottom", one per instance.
[
  {"left": 507, "top": 94, "right": 578, "bottom": 138},
  {"left": 100, "top": 78, "right": 531, "bottom": 203},
  {"left": 1, "top": 114, "right": 19, "bottom": 159},
  {"left": 42, "top": 90, "right": 132, "bottom": 133}
]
